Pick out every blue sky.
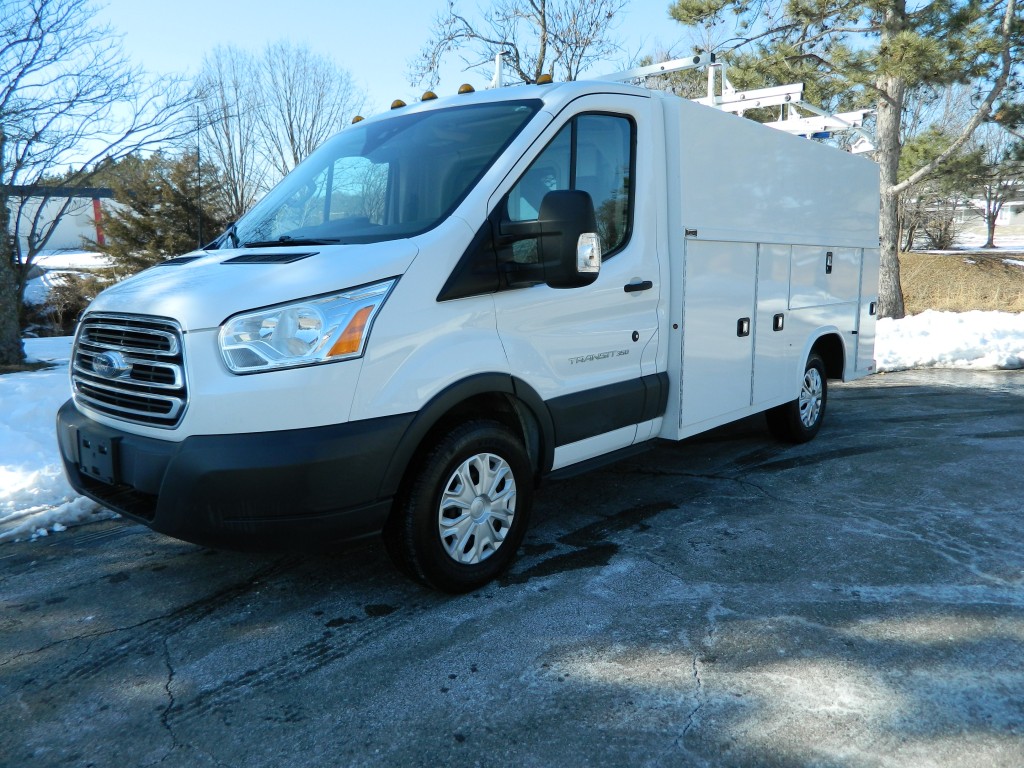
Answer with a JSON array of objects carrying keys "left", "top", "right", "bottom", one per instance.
[{"left": 95, "top": 0, "right": 687, "bottom": 114}]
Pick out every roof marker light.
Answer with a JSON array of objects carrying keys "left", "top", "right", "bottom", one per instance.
[
  {"left": 422, "top": 91, "right": 438, "bottom": 101},
  {"left": 536, "top": 74, "right": 554, "bottom": 85},
  {"left": 352, "top": 115, "right": 365, "bottom": 124},
  {"left": 391, "top": 99, "right": 407, "bottom": 110},
  {"left": 458, "top": 83, "right": 475, "bottom": 94}
]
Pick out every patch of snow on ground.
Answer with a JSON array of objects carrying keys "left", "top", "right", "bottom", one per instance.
[
  {"left": 1004, "top": 259, "right": 1024, "bottom": 268},
  {"left": 876, "top": 310, "right": 1024, "bottom": 372},
  {"left": 23, "top": 250, "right": 112, "bottom": 306},
  {"left": 956, "top": 232, "right": 1024, "bottom": 250},
  {"left": 23, "top": 336, "right": 74, "bottom": 364},
  {"left": 31, "top": 249, "right": 112, "bottom": 271},
  {"left": 0, "top": 338, "right": 113, "bottom": 543}
]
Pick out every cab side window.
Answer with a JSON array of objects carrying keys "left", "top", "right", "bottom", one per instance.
[{"left": 506, "top": 113, "right": 634, "bottom": 259}]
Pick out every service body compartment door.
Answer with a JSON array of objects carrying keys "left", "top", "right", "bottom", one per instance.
[
  {"left": 789, "top": 245, "right": 861, "bottom": 309},
  {"left": 855, "top": 247, "right": 880, "bottom": 374},
  {"left": 680, "top": 240, "right": 756, "bottom": 429},
  {"left": 752, "top": 244, "right": 794, "bottom": 406}
]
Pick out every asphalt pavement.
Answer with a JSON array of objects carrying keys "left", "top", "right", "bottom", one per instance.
[{"left": 2, "top": 369, "right": 1023, "bottom": 768}]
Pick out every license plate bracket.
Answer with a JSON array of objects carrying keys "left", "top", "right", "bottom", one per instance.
[{"left": 77, "top": 429, "right": 118, "bottom": 484}]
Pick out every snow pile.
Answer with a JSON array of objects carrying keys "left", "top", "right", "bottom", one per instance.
[
  {"left": 23, "top": 250, "right": 112, "bottom": 306},
  {"left": 956, "top": 232, "right": 1024, "bottom": 250},
  {"left": 0, "top": 338, "right": 113, "bottom": 543},
  {"left": 2, "top": 310, "right": 1023, "bottom": 544},
  {"left": 31, "top": 250, "right": 112, "bottom": 271},
  {"left": 876, "top": 310, "right": 1024, "bottom": 372}
]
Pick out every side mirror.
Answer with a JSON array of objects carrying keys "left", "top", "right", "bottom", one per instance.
[{"left": 537, "top": 190, "right": 602, "bottom": 288}]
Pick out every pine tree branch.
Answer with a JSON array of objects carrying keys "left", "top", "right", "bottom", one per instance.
[{"left": 893, "top": 0, "right": 1017, "bottom": 195}]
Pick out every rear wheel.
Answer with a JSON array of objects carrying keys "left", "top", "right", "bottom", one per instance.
[
  {"left": 766, "top": 352, "right": 827, "bottom": 444},
  {"left": 384, "top": 419, "right": 533, "bottom": 592}
]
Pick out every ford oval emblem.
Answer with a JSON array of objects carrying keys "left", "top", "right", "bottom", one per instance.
[{"left": 93, "top": 351, "right": 130, "bottom": 379}]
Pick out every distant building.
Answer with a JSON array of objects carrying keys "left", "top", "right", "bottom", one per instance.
[
  {"left": 951, "top": 200, "right": 1023, "bottom": 226},
  {"left": 3, "top": 186, "right": 115, "bottom": 258}
]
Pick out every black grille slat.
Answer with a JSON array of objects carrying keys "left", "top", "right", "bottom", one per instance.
[
  {"left": 72, "top": 314, "right": 187, "bottom": 428},
  {"left": 131, "top": 364, "right": 178, "bottom": 385},
  {"left": 76, "top": 382, "right": 176, "bottom": 416},
  {"left": 79, "top": 323, "right": 177, "bottom": 355}
]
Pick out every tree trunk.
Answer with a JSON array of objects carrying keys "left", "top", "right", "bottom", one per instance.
[
  {"left": 985, "top": 213, "right": 997, "bottom": 248},
  {"left": 0, "top": 193, "right": 26, "bottom": 366},
  {"left": 876, "top": 82, "right": 906, "bottom": 319},
  {"left": 875, "top": 4, "right": 907, "bottom": 320}
]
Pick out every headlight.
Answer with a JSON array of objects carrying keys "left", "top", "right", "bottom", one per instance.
[{"left": 218, "top": 278, "right": 396, "bottom": 373}]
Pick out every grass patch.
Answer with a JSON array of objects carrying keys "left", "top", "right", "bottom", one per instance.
[{"left": 899, "top": 251, "right": 1024, "bottom": 315}]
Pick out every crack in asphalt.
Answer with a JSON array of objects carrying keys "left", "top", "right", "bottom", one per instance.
[
  {"left": 683, "top": 653, "right": 705, "bottom": 738},
  {"left": 687, "top": 602, "right": 721, "bottom": 739},
  {"left": 143, "top": 637, "right": 182, "bottom": 768}
]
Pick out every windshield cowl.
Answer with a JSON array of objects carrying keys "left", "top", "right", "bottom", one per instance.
[{"left": 243, "top": 236, "right": 341, "bottom": 248}]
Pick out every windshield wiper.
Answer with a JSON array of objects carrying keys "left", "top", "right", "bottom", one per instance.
[{"left": 243, "top": 235, "right": 342, "bottom": 248}]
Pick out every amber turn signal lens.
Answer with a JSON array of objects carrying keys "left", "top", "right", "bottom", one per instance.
[{"left": 328, "top": 306, "right": 374, "bottom": 357}]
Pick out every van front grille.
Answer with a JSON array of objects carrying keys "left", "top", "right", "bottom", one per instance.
[{"left": 72, "top": 314, "right": 187, "bottom": 428}]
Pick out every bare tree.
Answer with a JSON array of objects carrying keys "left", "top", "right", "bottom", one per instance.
[
  {"left": 0, "top": 0, "right": 193, "bottom": 365},
  {"left": 897, "top": 84, "right": 977, "bottom": 250},
  {"left": 412, "top": 0, "right": 630, "bottom": 89},
  {"left": 973, "top": 125, "right": 1024, "bottom": 248},
  {"left": 255, "top": 41, "right": 365, "bottom": 180},
  {"left": 196, "top": 47, "right": 268, "bottom": 222},
  {"left": 197, "top": 41, "right": 365, "bottom": 221}
]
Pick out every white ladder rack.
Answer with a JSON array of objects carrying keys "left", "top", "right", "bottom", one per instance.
[{"left": 596, "top": 54, "right": 875, "bottom": 153}]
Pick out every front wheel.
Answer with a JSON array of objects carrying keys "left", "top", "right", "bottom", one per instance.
[
  {"left": 383, "top": 420, "right": 533, "bottom": 593},
  {"left": 766, "top": 352, "right": 827, "bottom": 444}
]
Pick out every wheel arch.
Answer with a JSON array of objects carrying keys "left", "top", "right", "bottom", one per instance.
[
  {"left": 378, "top": 374, "right": 554, "bottom": 503},
  {"left": 809, "top": 331, "right": 846, "bottom": 380}
]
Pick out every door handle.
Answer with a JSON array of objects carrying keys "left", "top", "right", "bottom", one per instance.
[{"left": 623, "top": 280, "right": 653, "bottom": 293}]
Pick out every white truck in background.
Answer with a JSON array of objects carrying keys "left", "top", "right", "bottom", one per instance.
[{"left": 57, "top": 60, "right": 880, "bottom": 592}]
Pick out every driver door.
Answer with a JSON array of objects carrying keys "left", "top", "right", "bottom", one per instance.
[{"left": 492, "top": 95, "right": 662, "bottom": 470}]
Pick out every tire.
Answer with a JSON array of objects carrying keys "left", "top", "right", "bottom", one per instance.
[
  {"left": 383, "top": 419, "right": 533, "bottom": 593},
  {"left": 766, "top": 352, "right": 827, "bottom": 444}
]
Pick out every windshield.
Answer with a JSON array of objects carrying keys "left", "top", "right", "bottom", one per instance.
[{"left": 233, "top": 100, "right": 541, "bottom": 247}]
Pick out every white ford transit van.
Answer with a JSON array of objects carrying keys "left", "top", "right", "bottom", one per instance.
[{"left": 57, "top": 76, "right": 879, "bottom": 591}]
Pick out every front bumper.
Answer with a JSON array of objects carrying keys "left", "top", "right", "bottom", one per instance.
[{"left": 56, "top": 400, "right": 414, "bottom": 551}]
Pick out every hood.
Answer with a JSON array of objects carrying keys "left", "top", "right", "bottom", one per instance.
[{"left": 88, "top": 240, "right": 420, "bottom": 331}]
